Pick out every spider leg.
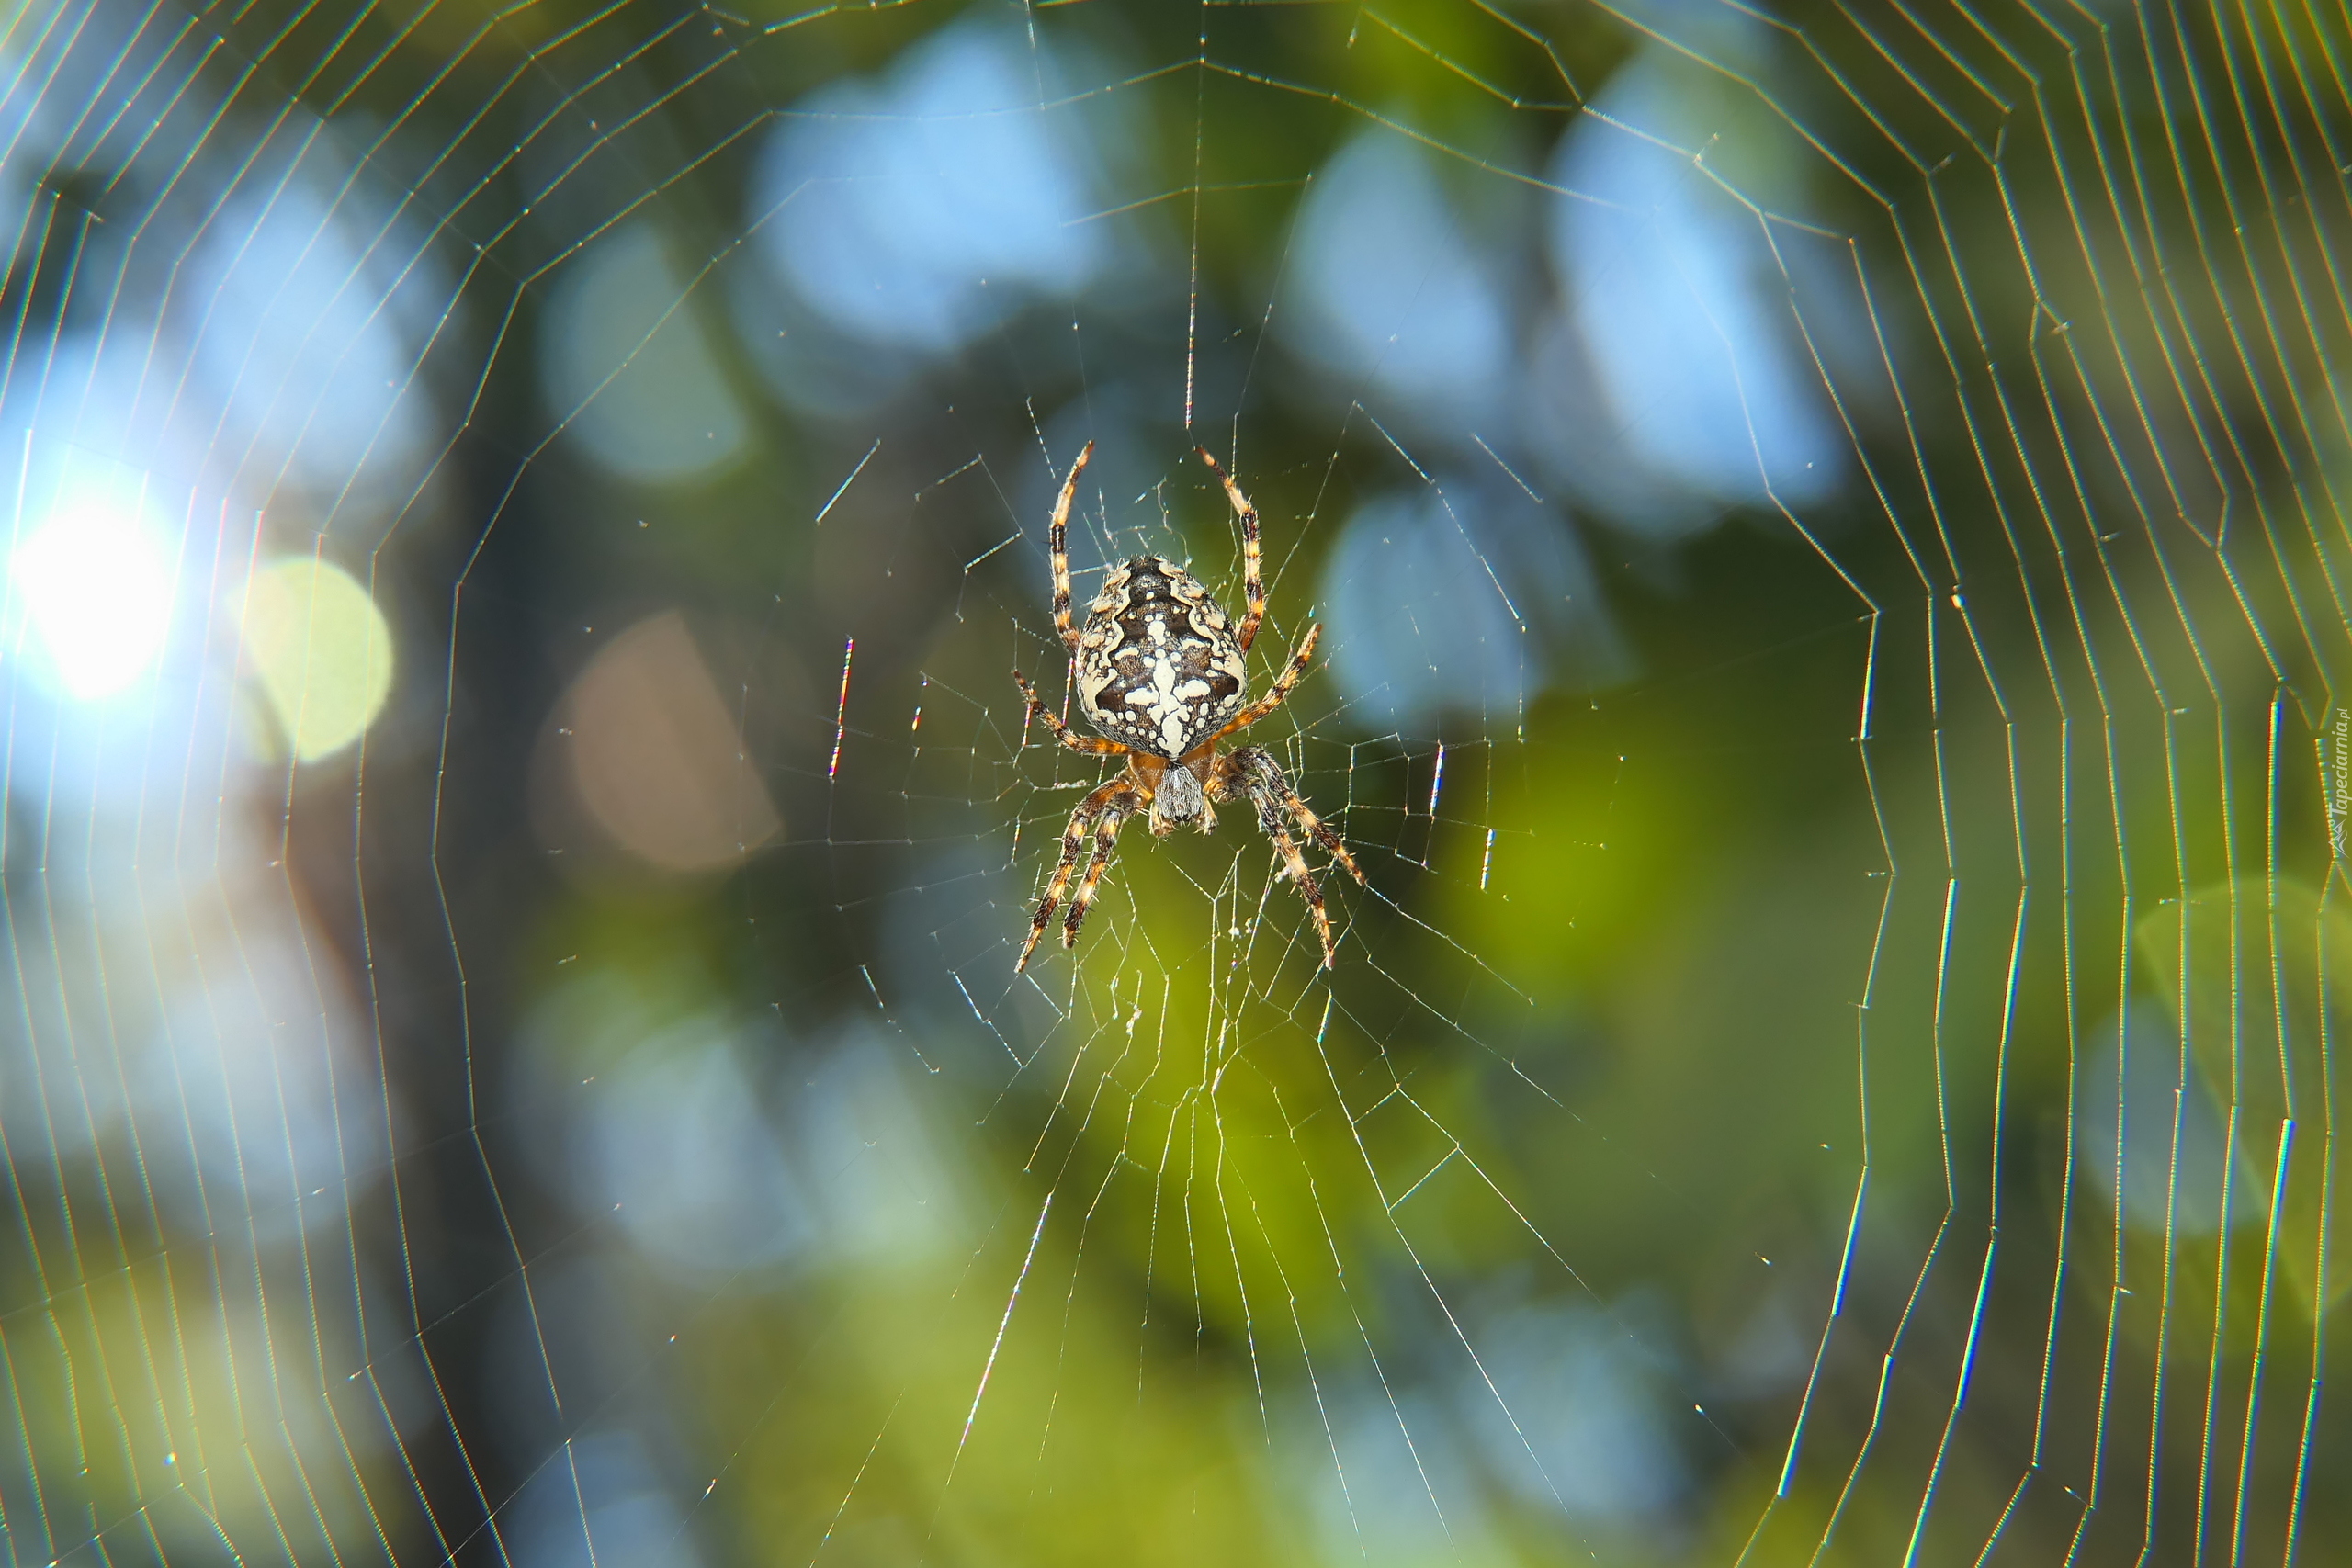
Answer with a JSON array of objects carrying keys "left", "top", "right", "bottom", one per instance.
[
  {"left": 1263, "top": 811, "right": 1338, "bottom": 968},
  {"left": 1013, "top": 671, "right": 1129, "bottom": 756},
  {"left": 1063, "top": 793, "right": 1140, "bottom": 948},
  {"left": 1212, "top": 749, "right": 1350, "bottom": 967},
  {"left": 1209, "top": 621, "right": 1320, "bottom": 745},
  {"left": 1196, "top": 447, "right": 1264, "bottom": 653},
  {"left": 1227, "top": 745, "right": 1364, "bottom": 886},
  {"left": 1018, "top": 774, "right": 1132, "bottom": 972},
  {"left": 1048, "top": 441, "right": 1095, "bottom": 652}
]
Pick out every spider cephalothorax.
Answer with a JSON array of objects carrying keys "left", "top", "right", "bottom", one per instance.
[{"left": 1012, "top": 444, "right": 1364, "bottom": 971}]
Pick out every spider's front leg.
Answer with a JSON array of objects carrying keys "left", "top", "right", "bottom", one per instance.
[
  {"left": 1227, "top": 745, "right": 1364, "bottom": 886},
  {"left": 1256, "top": 808, "right": 1337, "bottom": 967},
  {"left": 1019, "top": 774, "right": 1137, "bottom": 972},
  {"left": 1214, "top": 746, "right": 1357, "bottom": 968},
  {"left": 1063, "top": 795, "right": 1139, "bottom": 948}
]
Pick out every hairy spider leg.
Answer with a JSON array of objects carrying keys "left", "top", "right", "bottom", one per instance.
[
  {"left": 1063, "top": 795, "right": 1139, "bottom": 947},
  {"left": 1212, "top": 749, "right": 1348, "bottom": 967},
  {"left": 1195, "top": 447, "right": 1265, "bottom": 653},
  {"left": 1012, "top": 670, "right": 1129, "bottom": 756},
  {"left": 1019, "top": 774, "right": 1137, "bottom": 971},
  {"left": 1048, "top": 440, "right": 1095, "bottom": 651},
  {"left": 1209, "top": 620, "right": 1321, "bottom": 745},
  {"left": 1261, "top": 808, "right": 1339, "bottom": 968},
  {"left": 1225, "top": 745, "right": 1364, "bottom": 885}
]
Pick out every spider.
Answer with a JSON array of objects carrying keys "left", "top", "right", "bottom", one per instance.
[{"left": 1012, "top": 442, "right": 1363, "bottom": 972}]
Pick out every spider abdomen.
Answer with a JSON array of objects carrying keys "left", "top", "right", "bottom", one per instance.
[{"left": 1073, "top": 557, "right": 1246, "bottom": 758}]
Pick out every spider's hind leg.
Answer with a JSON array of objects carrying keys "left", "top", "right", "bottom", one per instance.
[
  {"left": 1208, "top": 622, "right": 1320, "bottom": 746},
  {"left": 1196, "top": 447, "right": 1265, "bottom": 653},
  {"left": 1047, "top": 442, "right": 1095, "bottom": 652},
  {"left": 1013, "top": 670, "right": 1129, "bottom": 756}
]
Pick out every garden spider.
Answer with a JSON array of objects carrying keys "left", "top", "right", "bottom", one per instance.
[{"left": 1012, "top": 443, "right": 1364, "bottom": 971}]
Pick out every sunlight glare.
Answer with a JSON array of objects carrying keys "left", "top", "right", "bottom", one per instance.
[{"left": 12, "top": 497, "right": 175, "bottom": 700}]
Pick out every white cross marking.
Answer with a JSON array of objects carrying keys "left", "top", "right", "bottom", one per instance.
[{"left": 1122, "top": 655, "right": 1212, "bottom": 752}]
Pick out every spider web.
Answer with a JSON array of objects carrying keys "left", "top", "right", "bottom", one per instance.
[{"left": 0, "top": 0, "right": 2342, "bottom": 1565}]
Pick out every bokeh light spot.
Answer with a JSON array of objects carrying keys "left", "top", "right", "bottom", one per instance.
[
  {"left": 238, "top": 556, "right": 395, "bottom": 762},
  {"left": 1320, "top": 484, "right": 1630, "bottom": 730},
  {"left": 561, "top": 610, "right": 781, "bottom": 873},
  {"left": 1533, "top": 41, "right": 1849, "bottom": 537},
  {"left": 751, "top": 16, "right": 1104, "bottom": 354},
  {"left": 540, "top": 224, "right": 750, "bottom": 485},
  {"left": 1283, "top": 131, "right": 1510, "bottom": 429}
]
